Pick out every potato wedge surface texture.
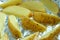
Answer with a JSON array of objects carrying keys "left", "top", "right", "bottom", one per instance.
[
  {"left": 40, "top": 0, "right": 59, "bottom": 14},
  {"left": 3, "top": 6, "right": 32, "bottom": 18},
  {"left": 0, "top": 0, "right": 22, "bottom": 8},
  {"left": 33, "top": 12, "right": 60, "bottom": 25},
  {"left": 20, "top": 1, "right": 46, "bottom": 12},
  {"left": 21, "top": 32, "right": 39, "bottom": 40},
  {"left": 21, "top": 17, "right": 46, "bottom": 32},
  {"left": 0, "top": 12, "right": 6, "bottom": 38},
  {"left": 1, "top": 33, "right": 9, "bottom": 40},
  {"left": 40, "top": 24, "right": 60, "bottom": 40},
  {"left": 8, "top": 15, "right": 22, "bottom": 38}
]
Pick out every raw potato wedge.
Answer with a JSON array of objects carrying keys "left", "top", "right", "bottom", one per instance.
[
  {"left": 33, "top": 12, "right": 60, "bottom": 25},
  {"left": 1, "top": 33, "right": 9, "bottom": 40},
  {"left": 40, "top": 24, "right": 60, "bottom": 40},
  {"left": 21, "top": 17, "right": 46, "bottom": 32},
  {"left": 3, "top": 6, "right": 32, "bottom": 18},
  {"left": 40, "top": 0, "right": 59, "bottom": 14},
  {"left": 0, "top": 0, "right": 22, "bottom": 8},
  {"left": 8, "top": 15, "right": 22, "bottom": 38},
  {"left": 20, "top": 1, "right": 46, "bottom": 12},
  {"left": 0, "top": 12, "right": 6, "bottom": 38},
  {"left": 21, "top": 32, "right": 39, "bottom": 40}
]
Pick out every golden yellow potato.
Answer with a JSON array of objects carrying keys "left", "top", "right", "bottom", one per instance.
[
  {"left": 20, "top": 1, "right": 46, "bottom": 12},
  {"left": 40, "top": 24, "right": 60, "bottom": 40},
  {"left": 21, "top": 32, "right": 39, "bottom": 40},
  {"left": 0, "top": 0, "right": 22, "bottom": 8},
  {"left": 1, "top": 33, "right": 9, "bottom": 40},
  {"left": 21, "top": 17, "right": 46, "bottom": 32},
  {"left": 33, "top": 12, "right": 60, "bottom": 25},
  {"left": 8, "top": 15, "right": 22, "bottom": 38},
  {"left": 40, "top": 0, "right": 59, "bottom": 14},
  {"left": 3, "top": 6, "right": 33, "bottom": 18},
  {"left": 0, "top": 12, "right": 6, "bottom": 38}
]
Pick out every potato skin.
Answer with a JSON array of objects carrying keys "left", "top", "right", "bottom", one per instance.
[
  {"left": 21, "top": 32, "right": 39, "bottom": 40},
  {"left": 3, "top": 6, "right": 33, "bottom": 18},
  {"left": 8, "top": 15, "right": 22, "bottom": 38},
  {"left": 33, "top": 12, "right": 60, "bottom": 25},
  {"left": 40, "top": 24, "right": 60, "bottom": 40},
  {"left": 1, "top": 33, "right": 9, "bottom": 40},
  {"left": 20, "top": 1, "right": 46, "bottom": 12},
  {"left": 0, "top": 0, "right": 22, "bottom": 8},
  {"left": 40, "top": 0, "right": 59, "bottom": 14},
  {"left": 0, "top": 12, "right": 7, "bottom": 38},
  {"left": 21, "top": 17, "right": 46, "bottom": 32}
]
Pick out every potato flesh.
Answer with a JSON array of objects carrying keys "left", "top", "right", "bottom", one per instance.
[
  {"left": 40, "top": 24, "right": 60, "bottom": 40},
  {"left": 33, "top": 12, "right": 60, "bottom": 25},
  {"left": 1, "top": 33, "right": 9, "bottom": 40},
  {"left": 40, "top": 0, "right": 59, "bottom": 14},
  {"left": 0, "top": 0, "right": 22, "bottom": 8},
  {"left": 0, "top": 12, "right": 6, "bottom": 38},
  {"left": 20, "top": 1, "right": 46, "bottom": 12},
  {"left": 21, "top": 32, "right": 39, "bottom": 40},
  {"left": 8, "top": 15, "right": 22, "bottom": 38},
  {"left": 21, "top": 17, "right": 46, "bottom": 32},
  {"left": 3, "top": 6, "right": 32, "bottom": 18}
]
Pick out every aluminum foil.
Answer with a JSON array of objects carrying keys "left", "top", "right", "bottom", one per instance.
[{"left": 0, "top": 0, "right": 60, "bottom": 40}]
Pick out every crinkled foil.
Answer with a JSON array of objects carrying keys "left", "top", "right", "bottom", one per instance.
[{"left": 0, "top": 0, "right": 60, "bottom": 40}]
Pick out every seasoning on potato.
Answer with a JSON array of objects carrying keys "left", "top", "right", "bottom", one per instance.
[
  {"left": 21, "top": 16, "right": 46, "bottom": 32},
  {"left": 8, "top": 15, "right": 22, "bottom": 38},
  {"left": 33, "top": 12, "right": 60, "bottom": 25}
]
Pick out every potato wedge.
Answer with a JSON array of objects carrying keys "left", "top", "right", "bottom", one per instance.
[
  {"left": 3, "top": 6, "right": 32, "bottom": 18},
  {"left": 21, "top": 17, "right": 46, "bottom": 32},
  {"left": 21, "top": 32, "right": 39, "bottom": 40},
  {"left": 33, "top": 12, "right": 60, "bottom": 25},
  {"left": 0, "top": 12, "right": 6, "bottom": 38},
  {"left": 40, "top": 24, "right": 60, "bottom": 40},
  {"left": 58, "top": 9, "right": 60, "bottom": 17},
  {"left": 20, "top": 1, "right": 46, "bottom": 12},
  {"left": 1, "top": 33, "right": 9, "bottom": 40},
  {"left": 0, "top": 0, "right": 22, "bottom": 8},
  {"left": 40, "top": 0, "right": 59, "bottom": 14},
  {"left": 8, "top": 15, "right": 22, "bottom": 38}
]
